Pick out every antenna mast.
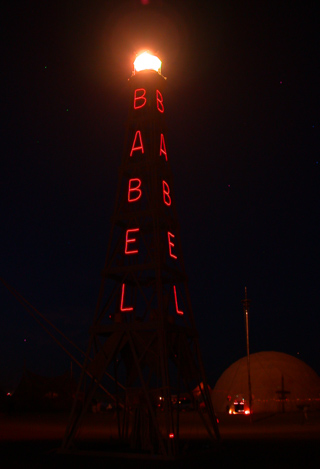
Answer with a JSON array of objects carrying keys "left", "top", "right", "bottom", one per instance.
[{"left": 241, "top": 286, "right": 252, "bottom": 417}]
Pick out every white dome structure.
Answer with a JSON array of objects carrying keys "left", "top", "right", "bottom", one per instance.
[{"left": 211, "top": 351, "right": 320, "bottom": 413}]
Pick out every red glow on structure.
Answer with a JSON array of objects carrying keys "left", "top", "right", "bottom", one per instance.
[
  {"left": 160, "top": 134, "right": 167, "bottom": 161},
  {"left": 134, "top": 88, "right": 147, "bottom": 109},
  {"left": 168, "top": 232, "right": 177, "bottom": 259},
  {"left": 125, "top": 228, "right": 139, "bottom": 254},
  {"left": 156, "top": 90, "right": 164, "bottom": 113},
  {"left": 162, "top": 180, "right": 171, "bottom": 206},
  {"left": 130, "top": 130, "right": 144, "bottom": 156},
  {"left": 120, "top": 284, "right": 133, "bottom": 312},
  {"left": 128, "top": 178, "right": 142, "bottom": 202},
  {"left": 173, "top": 285, "right": 184, "bottom": 315}
]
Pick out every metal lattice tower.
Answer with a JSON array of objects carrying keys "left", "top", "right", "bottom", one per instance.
[{"left": 62, "top": 54, "right": 219, "bottom": 458}]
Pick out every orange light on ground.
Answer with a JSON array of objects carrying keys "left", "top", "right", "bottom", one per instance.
[{"left": 134, "top": 52, "right": 162, "bottom": 73}]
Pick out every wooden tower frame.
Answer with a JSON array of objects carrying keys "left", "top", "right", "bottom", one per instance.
[{"left": 61, "top": 56, "right": 219, "bottom": 458}]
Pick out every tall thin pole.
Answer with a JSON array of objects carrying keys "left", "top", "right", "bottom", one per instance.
[{"left": 241, "top": 286, "right": 252, "bottom": 417}]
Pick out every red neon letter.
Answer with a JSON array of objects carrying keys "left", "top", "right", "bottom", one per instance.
[
  {"left": 160, "top": 134, "right": 167, "bottom": 161},
  {"left": 130, "top": 130, "right": 144, "bottom": 156},
  {"left": 125, "top": 228, "right": 139, "bottom": 255},
  {"left": 173, "top": 285, "right": 184, "bottom": 315},
  {"left": 156, "top": 89, "right": 164, "bottom": 113},
  {"left": 120, "top": 283, "right": 133, "bottom": 312},
  {"left": 134, "top": 88, "right": 147, "bottom": 109},
  {"left": 128, "top": 178, "right": 142, "bottom": 202},
  {"left": 168, "top": 231, "right": 177, "bottom": 259},
  {"left": 162, "top": 180, "right": 171, "bottom": 206}
]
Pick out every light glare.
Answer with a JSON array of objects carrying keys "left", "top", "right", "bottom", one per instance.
[{"left": 134, "top": 52, "right": 161, "bottom": 73}]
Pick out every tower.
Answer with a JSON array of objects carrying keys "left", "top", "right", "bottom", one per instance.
[{"left": 62, "top": 52, "right": 219, "bottom": 458}]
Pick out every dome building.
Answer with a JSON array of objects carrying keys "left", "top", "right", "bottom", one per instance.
[{"left": 211, "top": 351, "right": 320, "bottom": 414}]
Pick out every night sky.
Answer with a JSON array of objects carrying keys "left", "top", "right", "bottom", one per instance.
[{"left": 1, "top": 1, "right": 319, "bottom": 391}]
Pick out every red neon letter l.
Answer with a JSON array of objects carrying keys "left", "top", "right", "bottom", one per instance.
[
  {"left": 120, "top": 284, "right": 133, "bottom": 312},
  {"left": 173, "top": 285, "right": 184, "bottom": 315}
]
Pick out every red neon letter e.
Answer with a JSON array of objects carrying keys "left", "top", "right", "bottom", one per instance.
[
  {"left": 125, "top": 228, "right": 139, "bottom": 254},
  {"left": 156, "top": 90, "right": 164, "bottom": 113},
  {"left": 173, "top": 285, "right": 184, "bottom": 315},
  {"left": 168, "top": 231, "right": 177, "bottom": 259},
  {"left": 128, "top": 178, "right": 142, "bottom": 202},
  {"left": 134, "top": 88, "right": 147, "bottom": 109},
  {"left": 160, "top": 134, "right": 167, "bottom": 161},
  {"left": 130, "top": 130, "right": 144, "bottom": 156},
  {"left": 162, "top": 180, "right": 171, "bottom": 206},
  {"left": 120, "top": 284, "right": 133, "bottom": 312}
]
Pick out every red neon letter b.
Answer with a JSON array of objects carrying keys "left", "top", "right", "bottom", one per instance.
[
  {"left": 162, "top": 180, "right": 171, "bottom": 206},
  {"left": 128, "top": 178, "right": 142, "bottom": 202},
  {"left": 156, "top": 90, "right": 164, "bottom": 113},
  {"left": 134, "top": 88, "right": 146, "bottom": 109}
]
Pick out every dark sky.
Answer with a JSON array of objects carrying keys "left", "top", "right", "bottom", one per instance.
[{"left": 1, "top": 0, "right": 319, "bottom": 391}]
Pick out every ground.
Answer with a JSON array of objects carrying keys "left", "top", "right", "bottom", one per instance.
[{"left": 1, "top": 411, "right": 320, "bottom": 468}]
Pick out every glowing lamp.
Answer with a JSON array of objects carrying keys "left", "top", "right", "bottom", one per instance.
[{"left": 134, "top": 52, "right": 162, "bottom": 73}]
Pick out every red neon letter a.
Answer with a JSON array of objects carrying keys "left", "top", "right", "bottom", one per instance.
[
  {"left": 173, "top": 285, "right": 184, "bottom": 315},
  {"left": 134, "top": 88, "right": 147, "bottom": 109},
  {"left": 160, "top": 134, "right": 167, "bottom": 161},
  {"left": 168, "top": 231, "right": 177, "bottom": 259},
  {"left": 130, "top": 130, "right": 144, "bottom": 156},
  {"left": 162, "top": 180, "right": 171, "bottom": 206},
  {"left": 156, "top": 89, "right": 164, "bottom": 113},
  {"left": 128, "top": 178, "right": 142, "bottom": 202}
]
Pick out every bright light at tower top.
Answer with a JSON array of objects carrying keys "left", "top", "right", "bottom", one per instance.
[{"left": 133, "top": 52, "right": 162, "bottom": 74}]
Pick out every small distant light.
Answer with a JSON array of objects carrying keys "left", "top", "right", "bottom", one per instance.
[
  {"left": 280, "top": 81, "right": 282, "bottom": 84},
  {"left": 66, "top": 108, "right": 69, "bottom": 112},
  {"left": 169, "top": 433, "right": 174, "bottom": 439},
  {"left": 44, "top": 66, "right": 47, "bottom": 69},
  {"left": 7, "top": 392, "right": 12, "bottom": 396},
  {"left": 24, "top": 339, "right": 27, "bottom": 342},
  {"left": 245, "top": 410, "right": 250, "bottom": 414}
]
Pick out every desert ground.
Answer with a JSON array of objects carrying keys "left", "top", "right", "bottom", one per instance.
[{"left": 1, "top": 410, "right": 319, "bottom": 468}]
